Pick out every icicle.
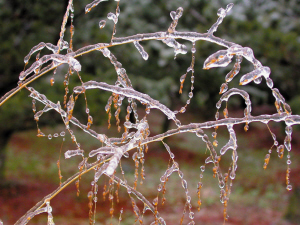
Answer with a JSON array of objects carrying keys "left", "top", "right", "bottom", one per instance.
[
  {"left": 220, "top": 124, "right": 237, "bottom": 155},
  {"left": 225, "top": 55, "right": 242, "bottom": 82},
  {"left": 133, "top": 41, "right": 149, "bottom": 60},
  {"left": 272, "top": 88, "right": 285, "bottom": 104}
]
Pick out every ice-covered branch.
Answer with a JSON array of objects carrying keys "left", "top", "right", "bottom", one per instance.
[{"left": 74, "top": 81, "right": 178, "bottom": 123}]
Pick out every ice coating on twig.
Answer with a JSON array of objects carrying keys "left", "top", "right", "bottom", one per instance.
[
  {"left": 239, "top": 66, "right": 271, "bottom": 85},
  {"left": 89, "top": 147, "right": 114, "bottom": 157},
  {"left": 23, "top": 42, "right": 61, "bottom": 63},
  {"left": 216, "top": 88, "right": 251, "bottom": 116},
  {"left": 64, "top": 149, "right": 84, "bottom": 158},
  {"left": 160, "top": 162, "right": 179, "bottom": 182},
  {"left": 203, "top": 49, "right": 233, "bottom": 69},
  {"left": 56, "top": 0, "right": 73, "bottom": 53},
  {"left": 28, "top": 87, "right": 112, "bottom": 146},
  {"left": 220, "top": 124, "right": 237, "bottom": 155},
  {"left": 207, "top": 3, "right": 234, "bottom": 35},
  {"left": 162, "top": 38, "right": 187, "bottom": 57},
  {"left": 73, "top": 81, "right": 177, "bottom": 122},
  {"left": 19, "top": 54, "right": 81, "bottom": 81},
  {"left": 85, "top": 0, "right": 107, "bottom": 13},
  {"left": 168, "top": 7, "right": 183, "bottom": 33}
]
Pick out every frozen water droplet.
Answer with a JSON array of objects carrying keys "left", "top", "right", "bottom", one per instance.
[
  {"left": 266, "top": 78, "right": 273, "bottom": 88},
  {"left": 157, "top": 184, "right": 162, "bottom": 192},
  {"left": 200, "top": 165, "right": 205, "bottom": 172},
  {"left": 285, "top": 126, "right": 292, "bottom": 135},
  {"left": 215, "top": 111, "right": 219, "bottom": 120},
  {"left": 48, "top": 134, "right": 52, "bottom": 140},
  {"left": 196, "top": 128, "right": 204, "bottom": 137},
  {"left": 254, "top": 76, "right": 262, "bottom": 84},
  {"left": 50, "top": 77, "right": 55, "bottom": 86},
  {"left": 53, "top": 133, "right": 59, "bottom": 138},
  {"left": 107, "top": 12, "right": 118, "bottom": 24},
  {"left": 219, "top": 83, "right": 228, "bottom": 94},
  {"left": 213, "top": 140, "right": 218, "bottom": 147},
  {"left": 181, "top": 179, "right": 188, "bottom": 189},
  {"left": 191, "top": 47, "right": 196, "bottom": 53},
  {"left": 286, "top": 185, "right": 292, "bottom": 191},
  {"left": 217, "top": 8, "right": 226, "bottom": 17},
  {"left": 152, "top": 197, "right": 158, "bottom": 206},
  {"left": 175, "top": 119, "right": 181, "bottom": 127},
  {"left": 170, "top": 11, "right": 176, "bottom": 20},
  {"left": 99, "top": 20, "right": 106, "bottom": 29}
]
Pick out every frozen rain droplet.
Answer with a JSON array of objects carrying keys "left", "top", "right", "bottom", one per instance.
[
  {"left": 191, "top": 46, "right": 196, "bottom": 54},
  {"left": 181, "top": 179, "right": 188, "bottom": 189},
  {"left": 107, "top": 12, "right": 118, "bottom": 24},
  {"left": 266, "top": 78, "right": 273, "bottom": 88},
  {"left": 200, "top": 165, "right": 205, "bottom": 172},
  {"left": 152, "top": 197, "right": 158, "bottom": 206},
  {"left": 99, "top": 20, "right": 106, "bottom": 29},
  {"left": 157, "top": 184, "right": 162, "bottom": 192},
  {"left": 286, "top": 185, "right": 292, "bottom": 191},
  {"left": 217, "top": 8, "right": 226, "bottom": 17},
  {"left": 219, "top": 83, "right": 228, "bottom": 94},
  {"left": 48, "top": 134, "right": 52, "bottom": 140}
]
